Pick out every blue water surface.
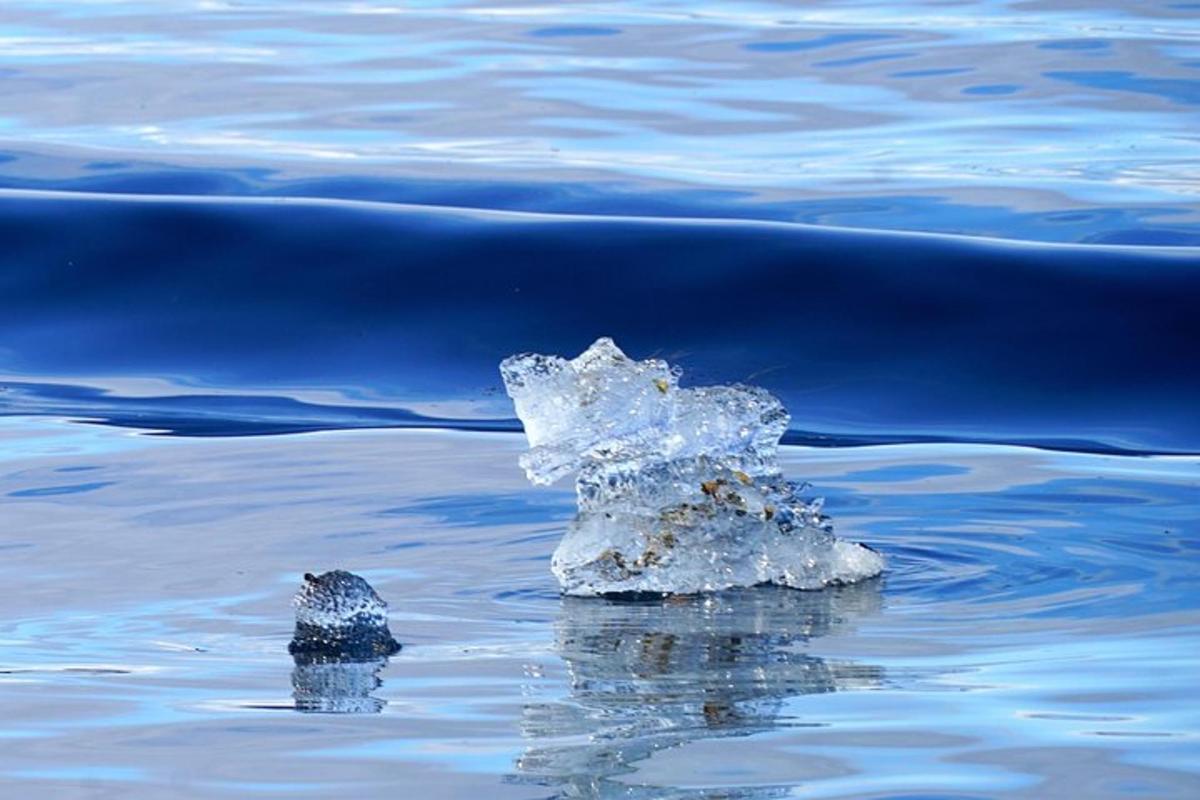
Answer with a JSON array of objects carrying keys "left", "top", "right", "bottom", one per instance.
[
  {"left": 0, "top": 0, "right": 1197, "bottom": 243},
  {"left": 0, "top": 422, "right": 1197, "bottom": 798},
  {"left": 0, "top": 0, "right": 1197, "bottom": 453}
]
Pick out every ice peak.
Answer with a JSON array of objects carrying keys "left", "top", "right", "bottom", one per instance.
[{"left": 500, "top": 338, "right": 788, "bottom": 487}]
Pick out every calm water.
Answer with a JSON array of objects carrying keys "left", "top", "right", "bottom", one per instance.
[
  {"left": 1, "top": 0, "right": 1198, "bottom": 797},
  {"left": 0, "top": 421, "right": 1197, "bottom": 798}
]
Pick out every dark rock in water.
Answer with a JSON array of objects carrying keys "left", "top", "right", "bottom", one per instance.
[{"left": 288, "top": 570, "right": 401, "bottom": 660}]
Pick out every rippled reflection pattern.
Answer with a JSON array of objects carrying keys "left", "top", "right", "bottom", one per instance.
[
  {"left": 514, "top": 584, "right": 883, "bottom": 798},
  {"left": 291, "top": 653, "right": 390, "bottom": 715}
]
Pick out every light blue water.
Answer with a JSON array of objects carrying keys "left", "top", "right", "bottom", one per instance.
[
  {"left": 1, "top": 0, "right": 1198, "bottom": 242},
  {"left": 0, "top": 420, "right": 1197, "bottom": 797}
]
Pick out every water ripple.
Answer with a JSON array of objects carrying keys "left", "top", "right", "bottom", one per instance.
[
  {"left": 0, "top": 422, "right": 1195, "bottom": 796},
  {"left": 1, "top": 0, "right": 1197, "bottom": 241}
]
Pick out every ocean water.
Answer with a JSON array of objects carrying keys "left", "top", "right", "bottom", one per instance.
[
  {"left": 3, "top": 0, "right": 1200, "bottom": 244},
  {"left": 1, "top": 422, "right": 1197, "bottom": 798},
  {"left": 1, "top": 0, "right": 1199, "bottom": 798}
]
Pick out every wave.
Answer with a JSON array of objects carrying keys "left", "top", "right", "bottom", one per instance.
[{"left": 1, "top": 189, "right": 1197, "bottom": 454}]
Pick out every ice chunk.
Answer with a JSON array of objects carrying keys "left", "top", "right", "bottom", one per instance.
[
  {"left": 288, "top": 571, "right": 399, "bottom": 713},
  {"left": 500, "top": 338, "right": 883, "bottom": 595},
  {"left": 289, "top": 570, "right": 401, "bottom": 659}
]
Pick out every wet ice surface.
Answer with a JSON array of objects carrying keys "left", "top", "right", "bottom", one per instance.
[
  {"left": 0, "top": 418, "right": 1197, "bottom": 798},
  {"left": 289, "top": 570, "right": 401, "bottom": 660},
  {"left": 501, "top": 338, "right": 883, "bottom": 595}
]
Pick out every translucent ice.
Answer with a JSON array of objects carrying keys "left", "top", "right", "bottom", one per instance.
[
  {"left": 500, "top": 338, "right": 884, "bottom": 595},
  {"left": 289, "top": 570, "right": 401, "bottom": 659}
]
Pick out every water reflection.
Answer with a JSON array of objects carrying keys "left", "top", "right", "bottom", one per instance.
[
  {"left": 515, "top": 582, "right": 883, "bottom": 798},
  {"left": 291, "top": 653, "right": 390, "bottom": 714},
  {"left": 4, "top": 1, "right": 1200, "bottom": 240}
]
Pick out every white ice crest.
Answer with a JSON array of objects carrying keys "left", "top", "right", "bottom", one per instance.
[{"left": 500, "top": 338, "right": 884, "bottom": 596}]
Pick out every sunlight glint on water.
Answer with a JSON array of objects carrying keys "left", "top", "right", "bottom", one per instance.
[{"left": 0, "top": 0, "right": 1198, "bottom": 242}]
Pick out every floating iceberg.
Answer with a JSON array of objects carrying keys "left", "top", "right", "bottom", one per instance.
[
  {"left": 289, "top": 570, "right": 401, "bottom": 660},
  {"left": 501, "top": 338, "right": 883, "bottom": 596},
  {"left": 288, "top": 570, "right": 400, "bottom": 713}
]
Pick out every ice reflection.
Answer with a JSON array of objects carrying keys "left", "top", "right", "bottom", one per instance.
[
  {"left": 515, "top": 582, "right": 883, "bottom": 798},
  {"left": 290, "top": 652, "right": 390, "bottom": 714}
]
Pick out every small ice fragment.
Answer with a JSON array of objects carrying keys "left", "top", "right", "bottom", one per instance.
[
  {"left": 288, "top": 570, "right": 401, "bottom": 660},
  {"left": 500, "top": 338, "right": 883, "bottom": 596}
]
